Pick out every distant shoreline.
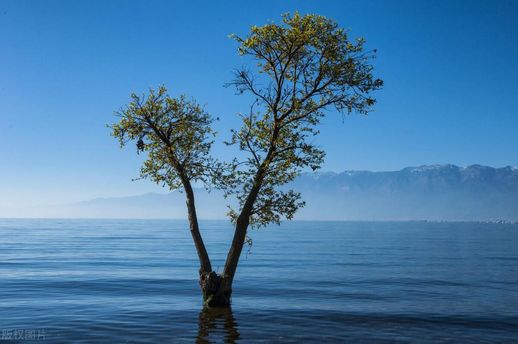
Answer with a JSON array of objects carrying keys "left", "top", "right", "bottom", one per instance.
[{"left": 0, "top": 217, "right": 516, "bottom": 225}]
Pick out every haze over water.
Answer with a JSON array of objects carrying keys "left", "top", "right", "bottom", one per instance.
[{"left": 1, "top": 219, "right": 517, "bottom": 343}]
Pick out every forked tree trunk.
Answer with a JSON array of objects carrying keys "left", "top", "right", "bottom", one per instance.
[{"left": 199, "top": 215, "right": 249, "bottom": 307}]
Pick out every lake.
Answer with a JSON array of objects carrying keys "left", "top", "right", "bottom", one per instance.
[{"left": 0, "top": 219, "right": 517, "bottom": 343}]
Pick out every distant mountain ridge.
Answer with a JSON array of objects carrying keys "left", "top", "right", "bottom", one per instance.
[
  {"left": 3, "top": 165, "right": 517, "bottom": 220},
  {"left": 290, "top": 164, "right": 518, "bottom": 221}
]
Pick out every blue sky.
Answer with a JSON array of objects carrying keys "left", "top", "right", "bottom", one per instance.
[{"left": 1, "top": 0, "right": 517, "bottom": 207}]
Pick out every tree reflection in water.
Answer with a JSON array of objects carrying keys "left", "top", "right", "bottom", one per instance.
[{"left": 196, "top": 306, "right": 240, "bottom": 343}]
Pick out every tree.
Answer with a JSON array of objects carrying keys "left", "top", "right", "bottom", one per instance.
[{"left": 111, "top": 12, "right": 382, "bottom": 307}]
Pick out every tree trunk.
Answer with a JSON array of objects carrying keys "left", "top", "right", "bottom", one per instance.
[
  {"left": 221, "top": 216, "right": 249, "bottom": 290},
  {"left": 183, "top": 180, "right": 212, "bottom": 275},
  {"left": 199, "top": 271, "right": 232, "bottom": 307}
]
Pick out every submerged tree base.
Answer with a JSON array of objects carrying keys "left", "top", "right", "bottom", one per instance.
[{"left": 200, "top": 271, "right": 232, "bottom": 307}]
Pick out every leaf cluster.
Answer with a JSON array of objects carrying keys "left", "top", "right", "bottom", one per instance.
[{"left": 110, "top": 86, "right": 220, "bottom": 190}]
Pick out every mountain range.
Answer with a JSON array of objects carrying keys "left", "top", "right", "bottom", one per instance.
[
  {"left": 3, "top": 164, "right": 518, "bottom": 221},
  {"left": 291, "top": 164, "right": 518, "bottom": 221}
]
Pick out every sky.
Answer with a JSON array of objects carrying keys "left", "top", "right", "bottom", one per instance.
[{"left": 1, "top": 0, "right": 517, "bottom": 208}]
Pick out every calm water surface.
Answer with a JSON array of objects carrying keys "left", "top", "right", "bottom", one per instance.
[{"left": 0, "top": 219, "right": 517, "bottom": 343}]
